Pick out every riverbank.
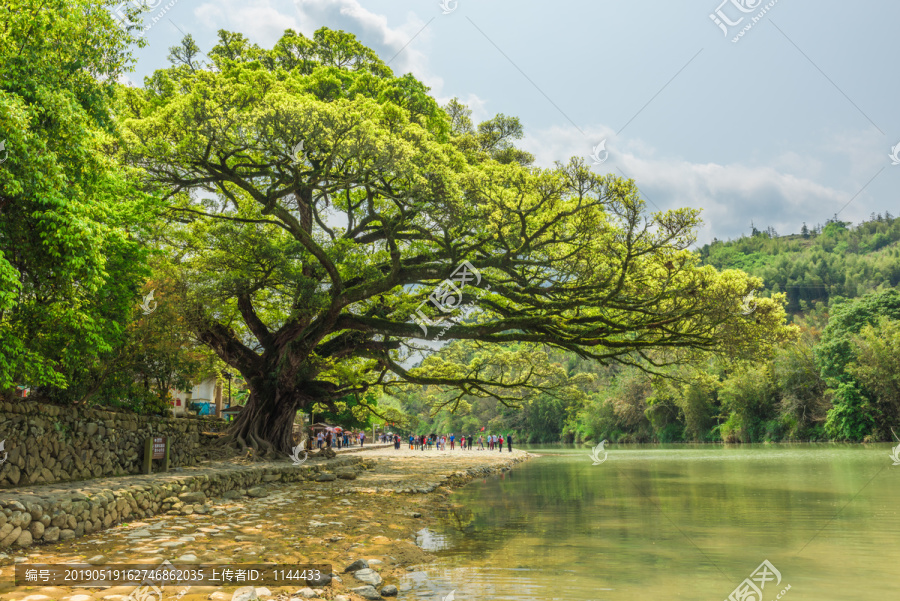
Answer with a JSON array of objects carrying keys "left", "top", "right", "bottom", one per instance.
[{"left": 0, "top": 446, "right": 531, "bottom": 601}]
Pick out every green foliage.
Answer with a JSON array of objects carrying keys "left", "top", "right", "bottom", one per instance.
[
  {"left": 314, "top": 393, "right": 380, "bottom": 430},
  {"left": 0, "top": 0, "right": 154, "bottom": 394},
  {"left": 116, "top": 28, "right": 794, "bottom": 453},
  {"left": 823, "top": 382, "right": 872, "bottom": 441},
  {"left": 844, "top": 317, "right": 900, "bottom": 440},
  {"left": 815, "top": 290, "right": 900, "bottom": 439},
  {"left": 816, "top": 289, "right": 900, "bottom": 380},
  {"left": 700, "top": 215, "right": 900, "bottom": 313},
  {"left": 407, "top": 291, "right": 900, "bottom": 444}
]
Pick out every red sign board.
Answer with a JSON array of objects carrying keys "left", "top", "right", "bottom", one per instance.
[{"left": 152, "top": 436, "right": 167, "bottom": 459}]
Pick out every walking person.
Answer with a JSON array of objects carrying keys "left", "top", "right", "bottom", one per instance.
[
  {"left": 450, "top": 433, "right": 455, "bottom": 450},
  {"left": 359, "top": 431, "right": 365, "bottom": 447},
  {"left": 498, "top": 434, "right": 503, "bottom": 452},
  {"left": 479, "top": 435, "right": 484, "bottom": 450},
  {"left": 507, "top": 433, "right": 513, "bottom": 452}
]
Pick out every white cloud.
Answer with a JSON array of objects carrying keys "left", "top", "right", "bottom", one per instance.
[
  {"left": 191, "top": 0, "right": 458, "bottom": 99},
  {"left": 521, "top": 126, "right": 853, "bottom": 243},
  {"left": 194, "top": 0, "right": 300, "bottom": 45},
  {"left": 292, "top": 0, "right": 446, "bottom": 92}
]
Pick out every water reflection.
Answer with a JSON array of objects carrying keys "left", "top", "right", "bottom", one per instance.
[{"left": 399, "top": 443, "right": 900, "bottom": 600}]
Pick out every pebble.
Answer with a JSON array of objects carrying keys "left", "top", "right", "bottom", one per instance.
[
  {"left": 230, "top": 586, "right": 258, "bottom": 601},
  {"left": 352, "top": 568, "right": 383, "bottom": 586},
  {"left": 350, "top": 585, "right": 382, "bottom": 600},
  {"left": 125, "top": 530, "right": 152, "bottom": 538},
  {"left": 344, "top": 558, "right": 369, "bottom": 572},
  {"left": 176, "top": 553, "right": 199, "bottom": 563}
]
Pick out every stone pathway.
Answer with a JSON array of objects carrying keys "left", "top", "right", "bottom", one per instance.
[{"left": 0, "top": 448, "right": 530, "bottom": 601}]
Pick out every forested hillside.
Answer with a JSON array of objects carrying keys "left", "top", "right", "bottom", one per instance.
[
  {"left": 700, "top": 214, "right": 900, "bottom": 313},
  {"left": 398, "top": 217, "right": 900, "bottom": 444}
]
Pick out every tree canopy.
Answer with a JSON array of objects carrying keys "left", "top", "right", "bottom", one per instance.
[{"left": 117, "top": 29, "right": 794, "bottom": 454}]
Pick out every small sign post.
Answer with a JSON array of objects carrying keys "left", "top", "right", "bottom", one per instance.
[{"left": 143, "top": 436, "right": 170, "bottom": 474}]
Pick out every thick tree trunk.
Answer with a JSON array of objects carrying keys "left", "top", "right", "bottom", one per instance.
[{"left": 224, "top": 383, "right": 300, "bottom": 456}]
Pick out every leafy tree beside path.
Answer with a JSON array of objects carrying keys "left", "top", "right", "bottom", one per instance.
[{"left": 120, "top": 29, "right": 795, "bottom": 455}]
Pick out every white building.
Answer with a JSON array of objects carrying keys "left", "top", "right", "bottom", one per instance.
[{"left": 170, "top": 376, "right": 222, "bottom": 417}]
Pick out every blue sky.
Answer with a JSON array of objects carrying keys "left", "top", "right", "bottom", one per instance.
[{"left": 124, "top": 0, "right": 900, "bottom": 244}]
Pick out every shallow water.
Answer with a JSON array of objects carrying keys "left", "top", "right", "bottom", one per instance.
[{"left": 401, "top": 443, "right": 900, "bottom": 600}]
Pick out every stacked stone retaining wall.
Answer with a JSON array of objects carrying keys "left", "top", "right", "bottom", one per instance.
[{"left": 0, "top": 400, "right": 227, "bottom": 489}]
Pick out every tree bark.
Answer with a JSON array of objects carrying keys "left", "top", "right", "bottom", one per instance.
[{"left": 224, "top": 381, "right": 300, "bottom": 456}]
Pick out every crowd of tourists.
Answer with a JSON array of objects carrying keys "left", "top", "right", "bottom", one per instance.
[
  {"left": 402, "top": 432, "right": 514, "bottom": 452},
  {"left": 311, "top": 428, "right": 516, "bottom": 453},
  {"left": 314, "top": 429, "right": 367, "bottom": 449}
]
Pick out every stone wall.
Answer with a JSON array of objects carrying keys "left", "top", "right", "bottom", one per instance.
[
  {"left": 0, "top": 455, "right": 374, "bottom": 549},
  {"left": 0, "top": 400, "right": 228, "bottom": 489}
]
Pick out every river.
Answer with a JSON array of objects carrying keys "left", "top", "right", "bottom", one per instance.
[{"left": 399, "top": 443, "right": 900, "bottom": 600}]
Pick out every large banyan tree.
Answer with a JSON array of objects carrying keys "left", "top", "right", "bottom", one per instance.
[{"left": 119, "top": 29, "right": 795, "bottom": 454}]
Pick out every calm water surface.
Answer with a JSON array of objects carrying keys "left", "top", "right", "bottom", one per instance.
[{"left": 399, "top": 443, "right": 900, "bottom": 600}]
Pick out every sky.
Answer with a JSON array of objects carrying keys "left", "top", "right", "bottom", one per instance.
[{"left": 122, "top": 0, "right": 900, "bottom": 245}]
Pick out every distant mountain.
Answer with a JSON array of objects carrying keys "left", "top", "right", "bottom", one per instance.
[{"left": 698, "top": 214, "right": 900, "bottom": 313}]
